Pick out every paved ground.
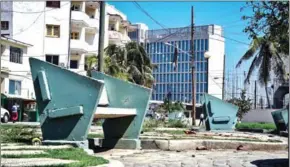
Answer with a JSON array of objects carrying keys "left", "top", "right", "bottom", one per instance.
[{"left": 95, "top": 149, "right": 288, "bottom": 167}]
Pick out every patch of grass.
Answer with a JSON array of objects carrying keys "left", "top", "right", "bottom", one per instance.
[
  {"left": 236, "top": 122, "right": 276, "bottom": 130},
  {"left": 87, "top": 133, "right": 104, "bottom": 139},
  {"left": 143, "top": 119, "right": 165, "bottom": 129},
  {"left": 0, "top": 125, "right": 41, "bottom": 143},
  {"left": 2, "top": 148, "right": 109, "bottom": 167}
]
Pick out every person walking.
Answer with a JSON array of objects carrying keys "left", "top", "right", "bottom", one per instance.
[
  {"left": 11, "top": 103, "right": 19, "bottom": 123},
  {"left": 199, "top": 112, "right": 204, "bottom": 126}
]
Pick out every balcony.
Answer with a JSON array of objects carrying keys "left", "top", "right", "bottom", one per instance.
[
  {"left": 70, "top": 39, "right": 88, "bottom": 53},
  {"left": 71, "top": 11, "right": 98, "bottom": 31},
  {"left": 108, "top": 30, "right": 131, "bottom": 45}
]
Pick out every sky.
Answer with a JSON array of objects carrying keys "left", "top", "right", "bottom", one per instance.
[{"left": 109, "top": 1, "right": 254, "bottom": 75}]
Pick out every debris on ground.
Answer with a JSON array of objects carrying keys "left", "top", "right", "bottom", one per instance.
[{"left": 196, "top": 146, "right": 208, "bottom": 150}]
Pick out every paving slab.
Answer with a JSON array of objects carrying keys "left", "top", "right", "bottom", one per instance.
[
  {"left": 109, "top": 150, "right": 288, "bottom": 167},
  {"left": 1, "top": 158, "right": 75, "bottom": 167},
  {"left": 2, "top": 145, "right": 72, "bottom": 150},
  {"left": 1, "top": 150, "right": 46, "bottom": 155}
]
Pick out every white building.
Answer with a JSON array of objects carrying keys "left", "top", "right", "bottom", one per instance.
[
  {"left": 1, "top": 1, "right": 135, "bottom": 99},
  {"left": 146, "top": 25, "right": 225, "bottom": 104},
  {"left": 128, "top": 23, "right": 149, "bottom": 44},
  {"left": 1, "top": 36, "right": 34, "bottom": 99},
  {"left": 1, "top": 1, "right": 100, "bottom": 75},
  {"left": 105, "top": 4, "right": 135, "bottom": 47}
]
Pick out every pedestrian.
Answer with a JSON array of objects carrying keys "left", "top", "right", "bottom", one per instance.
[
  {"left": 11, "top": 103, "right": 19, "bottom": 123},
  {"left": 199, "top": 112, "right": 204, "bottom": 126}
]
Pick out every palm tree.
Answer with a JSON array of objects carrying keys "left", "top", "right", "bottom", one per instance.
[
  {"left": 236, "top": 36, "right": 286, "bottom": 108},
  {"left": 105, "top": 41, "right": 156, "bottom": 88},
  {"left": 85, "top": 54, "right": 98, "bottom": 77}
]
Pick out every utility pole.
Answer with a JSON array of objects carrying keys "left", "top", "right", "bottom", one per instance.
[
  {"left": 67, "top": 2, "right": 72, "bottom": 69},
  {"left": 190, "top": 6, "right": 196, "bottom": 126},
  {"left": 222, "top": 54, "right": 225, "bottom": 100},
  {"left": 254, "top": 80, "right": 257, "bottom": 109},
  {"left": 98, "top": 1, "right": 106, "bottom": 72}
]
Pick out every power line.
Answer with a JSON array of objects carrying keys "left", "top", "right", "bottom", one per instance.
[{"left": 133, "top": 1, "right": 167, "bottom": 30}]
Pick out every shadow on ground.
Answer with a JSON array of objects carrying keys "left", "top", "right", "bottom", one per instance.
[{"left": 251, "top": 158, "right": 289, "bottom": 167}]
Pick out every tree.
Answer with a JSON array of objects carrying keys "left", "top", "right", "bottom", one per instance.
[
  {"left": 241, "top": 1, "right": 289, "bottom": 54},
  {"left": 227, "top": 90, "right": 252, "bottom": 120},
  {"left": 236, "top": 37, "right": 286, "bottom": 108},
  {"left": 105, "top": 41, "right": 156, "bottom": 88},
  {"left": 237, "top": 1, "right": 289, "bottom": 108},
  {"left": 85, "top": 54, "right": 98, "bottom": 77}
]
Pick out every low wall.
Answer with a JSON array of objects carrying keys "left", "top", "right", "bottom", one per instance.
[{"left": 241, "top": 109, "right": 276, "bottom": 123}]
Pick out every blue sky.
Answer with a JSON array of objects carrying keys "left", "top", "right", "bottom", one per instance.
[{"left": 109, "top": 1, "right": 254, "bottom": 74}]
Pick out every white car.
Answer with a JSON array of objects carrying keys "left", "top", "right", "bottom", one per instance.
[{"left": 1, "top": 107, "right": 10, "bottom": 123}]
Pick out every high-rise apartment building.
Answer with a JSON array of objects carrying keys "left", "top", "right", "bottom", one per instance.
[{"left": 146, "top": 25, "right": 225, "bottom": 105}]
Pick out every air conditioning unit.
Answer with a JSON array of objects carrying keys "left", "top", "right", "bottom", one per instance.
[{"left": 59, "top": 63, "right": 65, "bottom": 68}]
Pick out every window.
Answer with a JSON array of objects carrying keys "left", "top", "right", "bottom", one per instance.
[
  {"left": 46, "top": 1, "right": 60, "bottom": 8},
  {"left": 1, "top": 21, "right": 9, "bottom": 30},
  {"left": 46, "top": 25, "right": 60, "bottom": 37},
  {"left": 71, "top": 32, "right": 79, "bottom": 39},
  {"left": 109, "top": 24, "right": 115, "bottom": 31},
  {"left": 9, "top": 80, "right": 21, "bottom": 95},
  {"left": 10, "top": 46, "right": 23, "bottom": 64},
  {"left": 71, "top": 3, "right": 81, "bottom": 11},
  {"left": 46, "top": 55, "right": 59, "bottom": 65},
  {"left": 70, "top": 60, "right": 79, "bottom": 69}
]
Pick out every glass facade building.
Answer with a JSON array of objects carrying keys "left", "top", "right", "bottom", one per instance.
[{"left": 146, "top": 39, "right": 209, "bottom": 104}]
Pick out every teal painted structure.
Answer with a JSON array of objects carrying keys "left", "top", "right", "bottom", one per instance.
[
  {"left": 91, "top": 72, "right": 152, "bottom": 141},
  {"left": 202, "top": 94, "right": 238, "bottom": 131},
  {"left": 29, "top": 58, "right": 104, "bottom": 141},
  {"left": 271, "top": 108, "right": 288, "bottom": 132}
]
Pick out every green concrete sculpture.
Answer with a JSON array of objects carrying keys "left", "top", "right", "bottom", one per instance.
[
  {"left": 91, "top": 72, "right": 152, "bottom": 149},
  {"left": 202, "top": 94, "right": 238, "bottom": 131},
  {"left": 271, "top": 108, "right": 288, "bottom": 132},
  {"left": 29, "top": 58, "right": 104, "bottom": 142}
]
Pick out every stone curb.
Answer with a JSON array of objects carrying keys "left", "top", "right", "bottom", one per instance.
[{"left": 141, "top": 139, "right": 288, "bottom": 151}]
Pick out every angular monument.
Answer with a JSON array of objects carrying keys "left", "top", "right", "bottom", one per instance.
[
  {"left": 29, "top": 58, "right": 104, "bottom": 146},
  {"left": 202, "top": 94, "right": 239, "bottom": 131},
  {"left": 271, "top": 108, "right": 288, "bottom": 132},
  {"left": 91, "top": 71, "right": 152, "bottom": 149}
]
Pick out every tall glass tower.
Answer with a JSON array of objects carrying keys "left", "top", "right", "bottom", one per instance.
[{"left": 146, "top": 25, "right": 225, "bottom": 105}]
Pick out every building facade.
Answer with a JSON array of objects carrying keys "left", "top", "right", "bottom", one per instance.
[
  {"left": 1, "top": 1, "right": 133, "bottom": 99},
  {"left": 128, "top": 23, "right": 148, "bottom": 44},
  {"left": 146, "top": 25, "right": 225, "bottom": 105},
  {"left": 1, "top": 36, "right": 34, "bottom": 99},
  {"left": 105, "top": 4, "right": 134, "bottom": 47}
]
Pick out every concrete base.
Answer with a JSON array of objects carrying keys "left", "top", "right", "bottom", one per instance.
[
  {"left": 89, "top": 138, "right": 141, "bottom": 150},
  {"left": 42, "top": 140, "right": 94, "bottom": 155}
]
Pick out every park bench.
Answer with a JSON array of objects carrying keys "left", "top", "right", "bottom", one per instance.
[
  {"left": 202, "top": 94, "right": 238, "bottom": 131},
  {"left": 29, "top": 58, "right": 151, "bottom": 149}
]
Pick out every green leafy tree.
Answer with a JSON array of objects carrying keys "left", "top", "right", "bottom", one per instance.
[
  {"left": 241, "top": 1, "right": 289, "bottom": 54},
  {"left": 227, "top": 90, "right": 252, "bottom": 120}
]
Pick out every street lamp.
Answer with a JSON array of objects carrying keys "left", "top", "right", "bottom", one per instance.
[{"left": 204, "top": 51, "right": 212, "bottom": 59}]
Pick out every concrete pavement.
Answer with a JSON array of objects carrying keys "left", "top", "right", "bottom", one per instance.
[{"left": 95, "top": 149, "right": 288, "bottom": 167}]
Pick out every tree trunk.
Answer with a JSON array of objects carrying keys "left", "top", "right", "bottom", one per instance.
[{"left": 265, "top": 86, "right": 271, "bottom": 108}]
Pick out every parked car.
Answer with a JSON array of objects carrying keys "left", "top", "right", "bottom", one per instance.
[{"left": 1, "top": 107, "right": 10, "bottom": 123}]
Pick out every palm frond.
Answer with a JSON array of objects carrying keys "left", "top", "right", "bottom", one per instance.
[{"left": 236, "top": 37, "right": 264, "bottom": 68}]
